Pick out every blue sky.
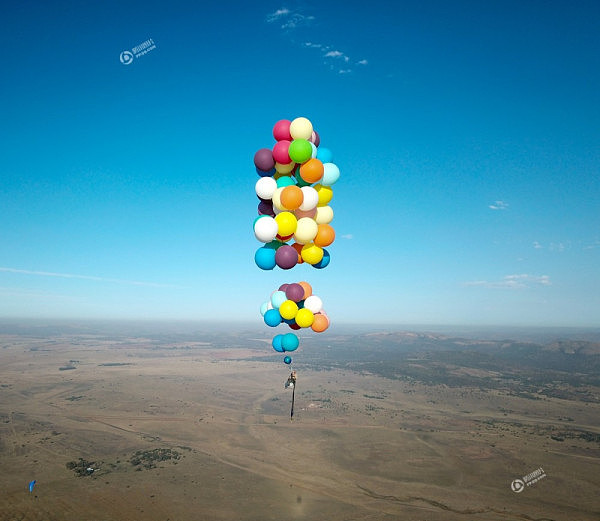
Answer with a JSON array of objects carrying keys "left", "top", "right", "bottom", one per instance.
[{"left": 0, "top": 0, "right": 598, "bottom": 326}]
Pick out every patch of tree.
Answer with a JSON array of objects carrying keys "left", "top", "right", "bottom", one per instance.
[
  {"left": 66, "top": 458, "right": 97, "bottom": 476},
  {"left": 129, "top": 448, "right": 181, "bottom": 470}
]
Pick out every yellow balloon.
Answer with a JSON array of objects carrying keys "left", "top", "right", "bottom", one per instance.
[
  {"left": 315, "top": 205, "right": 334, "bottom": 224},
  {"left": 275, "top": 161, "right": 295, "bottom": 174},
  {"left": 293, "top": 217, "right": 318, "bottom": 244},
  {"left": 295, "top": 307, "right": 315, "bottom": 328},
  {"left": 279, "top": 300, "right": 299, "bottom": 320},
  {"left": 301, "top": 242, "right": 324, "bottom": 264},
  {"left": 272, "top": 187, "right": 285, "bottom": 211},
  {"left": 315, "top": 184, "right": 333, "bottom": 206},
  {"left": 290, "top": 117, "right": 313, "bottom": 140},
  {"left": 275, "top": 211, "right": 298, "bottom": 236}
]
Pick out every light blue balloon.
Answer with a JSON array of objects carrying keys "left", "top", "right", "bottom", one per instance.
[
  {"left": 264, "top": 309, "right": 282, "bottom": 327},
  {"left": 316, "top": 147, "right": 333, "bottom": 164},
  {"left": 272, "top": 334, "right": 284, "bottom": 352},
  {"left": 310, "top": 142, "right": 318, "bottom": 158},
  {"left": 321, "top": 163, "right": 340, "bottom": 186},
  {"left": 270, "top": 290, "right": 287, "bottom": 309},
  {"left": 255, "top": 247, "right": 276, "bottom": 270},
  {"left": 260, "top": 301, "right": 270, "bottom": 316},
  {"left": 281, "top": 333, "right": 299, "bottom": 352}
]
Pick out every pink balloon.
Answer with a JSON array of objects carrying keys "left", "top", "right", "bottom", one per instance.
[
  {"left": 273, "top": 119, "right": 292, "bottom": 141},
  {"left": 294, "top": 208, "right": 317, "bottom": 219},
  {"left": 273, "top": 140, "right": 292, "bottom": 164}
]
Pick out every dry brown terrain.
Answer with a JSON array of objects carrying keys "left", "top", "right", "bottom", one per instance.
[{"left": 1, "top": 327, "right": 599, "bottom": 521}]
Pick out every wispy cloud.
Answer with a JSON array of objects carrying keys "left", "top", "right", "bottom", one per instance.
[
  {"left": 465, "top": 274, "right": 551, "bottom": 289},
  {"left": 340, "top": 234, "right": 353, "bottom": 239},
  {"left": 0, "top": 267, "right": 184, "bottom": 288},
  {"left": 266, "top": 7, "right": 367, "bottom": 75},
  {"left": 266, "top": 7, "right": 314, "bottom": 29},
  {"left": 489, "top": 200, "right": 508, "bottom": 210},
  {"left": 533, "top": 241, "right": 543, "bottom": 249}
]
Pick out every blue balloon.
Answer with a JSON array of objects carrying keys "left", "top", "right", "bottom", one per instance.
[
  {"left": 29, "top": 480, "right": 36, "bottom": 493},
  {"left": 255, "top": 247, "right": 276, "bottom": 270},
  {"left": 272, "top": 334, "right": 284, "bottom": 352},
  {"left": 264, "top": 308, "right": 282, "bottom": 327},
  {"left": 256, "top": 166, "right": 275, "bottom": 177},
  {"left": 313, "top": 248, "right": 330, "bottom": 269},
  {"left": 316, "top": 147, "right": 333, "bottom": 164},
  {"left": 284, "top": 355, "right": 292, "bottom": 364},
  {"left": 281, "top": 333, "right": 299, "bottom": 352},
  {"left": 270, "top": 290, "right": 287, "bottom": 309}
]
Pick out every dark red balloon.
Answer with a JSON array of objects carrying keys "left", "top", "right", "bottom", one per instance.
[
  {"left": 275, "top": 245, "right": 298, "bottom": 269},
  {"left": 285, "top": 283, "right": 304, "bottom": 302},
  {"left": 254, "top": 148, "right": 275, "bottom": 171},
  {"left": 272, "top": 140, "right": 292, "bottom": 164},
  {"left": 258, "top": 200, "right": 275, "bottom": 216},
  {"left": 289, "top": 323, "right": 301, "bottom": 330}
]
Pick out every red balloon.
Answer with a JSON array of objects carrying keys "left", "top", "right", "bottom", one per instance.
[
  {"left": 289, "top": 323, "right": 301, "bottom": 330},
  {"left": 273, "top": 140, "right": 292, "bottom": 164},
  {"left": 273, "top": 119, "right": 292, "bottom": 141}
]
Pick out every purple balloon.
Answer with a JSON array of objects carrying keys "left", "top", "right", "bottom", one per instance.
[
  {"left": 258, "top": 200, "right": 275, "bottom": 217},
  {"left": 285, "top": 283, "right": 304, "bottom": 302},
  {"left": 254, "top": 148, "right": 275, "bottom": 171},
  {"left": 279, "top": 283, "right": 289, "bottom": 292},
  {"left": 275, "top": 245, "right": 298, "bottom": 270}
]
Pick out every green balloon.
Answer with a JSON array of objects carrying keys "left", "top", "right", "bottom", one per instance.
[
  {"left": 295, "top": 175, "right": 312, "bottom": 187},
  {"left": 288, "top": 139, "right": 312, "bottom": 164}
]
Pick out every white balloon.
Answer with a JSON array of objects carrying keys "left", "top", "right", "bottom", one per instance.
[
  {"left": 299, "top": 186, "right": 318, "bottom": 211},
  {"left": 315, "top": 205, "right": 334, "bottom": 224},
  {"left": 254, "top": 216, "right": 278, "bottom": 242},
  {"left": 304, "top": 295, "right": 323, "bottom": 313},
  {"left": 255, "top": 177, "right": 277, "bottom": 200}
]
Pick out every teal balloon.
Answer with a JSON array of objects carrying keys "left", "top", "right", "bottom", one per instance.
[
  {"left": 313, "top": 248, "right": 330, "bottom": 269},
  {"left": 288, "top": 139, "right": 313, "bottom": 164},
  {"left": 281, "top": 333, "right": 299, "bottom": 352},
  {"left": 316, "top": 147, "right": 333, "bottom": 164},
  {"left": 284, "top": 355, "right": 292, "bottom": 364},
  {"left": 295, "top": 175, "right": 312, "bottom": 187},
  {"left": 255, "top": 247, "right": 276, "bottom": 270},
  {"left": 276, "top": 176, "right": 295, "bottom": 188},
  {"left": 321, "top": 163, "right": 340, "bottom": 186},
  {"left": 264, "top": 309, "right": 282, "bottom": 327},
  {"left": 265, "top": 240, "right": 285, "bottom": 250},
  {"left": 272, "top": 334, "right": 284, "bottom": 352},
  {"left": 270, "top": 290, "right": 287, "bottom": 309}
]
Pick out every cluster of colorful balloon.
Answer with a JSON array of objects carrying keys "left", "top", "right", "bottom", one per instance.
[
  {"left": 253, "top": 117, "right": 340, "bottom": 270},
  {"left": 260, "top": 281, "right": 330, "bottom": 364}
]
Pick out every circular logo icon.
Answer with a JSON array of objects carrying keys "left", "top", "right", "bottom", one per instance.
[
  {"left": 511, "top": 479, "right": 525, "bottom": 493},
  {"left": 120, "top": 51, "right": 134, "bottom": 65}
]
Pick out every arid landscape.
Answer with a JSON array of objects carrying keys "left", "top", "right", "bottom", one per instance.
[{"left": 1, "top": 320, "right": 599, "bottom": 521}]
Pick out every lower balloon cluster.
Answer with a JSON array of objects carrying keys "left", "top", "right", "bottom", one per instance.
[{"left": 260, "top": 281, "right": 330, "bottom": 365}]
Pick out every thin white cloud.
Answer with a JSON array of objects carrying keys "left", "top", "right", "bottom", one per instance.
[
  {"left": 357, "top": 59, "right": 368, "bottom": 65},
  {"left": 338, "top": 69, "right": 352, "bottom": 74},
  {"left": 533, "top": 241, "right": 543, "bottom": 249},
  {"left": 304, "top": 42, "right": 322, "bottom": 49},
  {"left": 465, "top": 274, "right": 551, "bottom": 289},
  {"left": 0, "top": 267, "right": 184, "bottom": 288},
  {"left": 325, "top": 50, "right": 343, "bottom": 58},
  {"left": 266, "top": 7, "right": 314, "bottom": 29},
  {"left": 340, "top": 234, "right": 353, "bottom": 239},
  {"left": 489, "top": 200, "right": 508, "bottom": 210}
]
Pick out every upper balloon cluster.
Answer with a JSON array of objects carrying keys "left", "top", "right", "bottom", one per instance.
[{"left": 253, "top": 117, "right": 340, "bottom": 270}]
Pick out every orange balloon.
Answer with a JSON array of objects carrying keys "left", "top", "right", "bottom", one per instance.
[
  {"left": 280, "top": 185, "right": 304, "bottom": 210},
  {"left": 299, "top": 158, "right": 324, "bottom": 184},
  {"left": 291, "top": 242, "right": 304, "bottom": 263},
  {"left": 314, "top": 223, "right": 335, "bottom": 247},
  {"left": 298, "top": 281, "right": 312, "bottom": 300},
  {"left": 311, "top": 313, "right": 330, "bottom": 332}
]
